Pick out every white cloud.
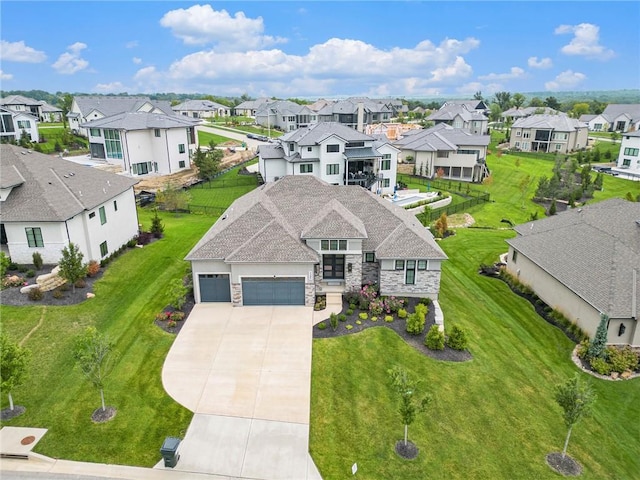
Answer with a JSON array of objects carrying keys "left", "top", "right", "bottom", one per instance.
[
  {"left": 52, "top": 42, "right": 89, "bottom": 74},
  {"left": 133, "top": 57, "right": 142, "bottom": 64},
  {"left": 528, "top": 56, "right": 553, "bottom": 69},
  {"left": 0, "top": 40, "right": 46, "bottom": 63},
  {"left": 545, "top": 70, "right": 587, "bottom": 90},
  {"left": 0, "top": 70, "right": 13, "bottom": 80},
  {"left": 160, "top": 4, "right": 287, "bottom": 51},
  {"left": 125, "top": 41, "right": 138, "bottom": 49},
  {"left": 94, "top": 81, "right": 128, "bottom": 93},
  {"left": 555, "top": 23, "right": 615, "bottom": 60},
  {"left": 478, "top": 67, "right": 526, "bottom": 81}
]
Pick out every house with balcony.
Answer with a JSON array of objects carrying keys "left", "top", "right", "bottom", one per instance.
[
  {"left": 258, "top": 122, "right": 399, "bottom": 194},
  {"left": 509, "top": 114, "right": 588, "bottom": 154},
  {"left": 0, "top": 144, "right": 139, "bottom": 265},
  {"left": 255, "top": 100, "right": 318, "bottom": 132},
  {"left": 0, "top": 107, "right": 39, "bottom": 143},
  {"left": 393, "top": 124, "right": 490, "bottom": 182},
  {"left": 172, "top": 99, "right": 231, "bottom": 119},
  {"left": 233, "top": 98, "right": 271, "bottom": 117},
  {"left": 614, "top": 131, "right": 640, "bottom": 178},
  {"left": 80, "top": 112, "right": 200, "bottom": 176},
  {"left": 314, "top": 98, "right": 394, "bottom": 130},
  {"left": 442, "top": 99, "right": 490, "bottom": 115},
  {"left": 503, "top": 107, "right": 557, "bottom": 124},
  {"left": 0, "top": 95, "right": 61, "bottom": 122},
  {"left": 600, "top": 104, "right": 640, "bottom": 133},
  {"left": 427, "top": 103, "right": 488, "bottom": 135},
  {"left": 186, "top": 175, "right": 447, "bottom": 307}
]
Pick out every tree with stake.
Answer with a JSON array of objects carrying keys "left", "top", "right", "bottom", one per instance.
[
  {"left": 388, "top": 366, "right": 432, "bottom": 459},
  {"left": 58, "top": 242, "right": 85, "bottom": 292},
  {"left": 0, "top": 333, "right": 31, "bottom": 417},
  {"left": 73, "top": 327, "right": 119, "bottom": 421}
]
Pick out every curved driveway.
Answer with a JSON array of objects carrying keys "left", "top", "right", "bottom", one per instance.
[{"left": 161, "top": 304, "right": 321, "bottom": 480}]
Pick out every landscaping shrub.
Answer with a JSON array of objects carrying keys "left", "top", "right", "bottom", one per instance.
[
  {"left": 446, "top": 325, "right": 469, "bottom": 351},
  {"left": 137, "top": 231, "right": 153, "bottom": 245},
  {"left": 358, "top": 283, "right": 378, "bottom": 310},
  {"left": 358, "top": 312, "right": 368, "bottom": 320},
  {"left": 397, "top": 308, "right": 407, "bottom": 319},
  {"left": 27, "top": 287, "right": 43, "bottom": 301},
  {"left": 127, "top": 238, "right": 138, "bottom": 248},
  {"left": 425, "top": 325, "right": 445, "bottom": 350},
  {"left": 607, "top": 346, "right": 639, "bottom": 373},
  {"left": 371, "top": 316, "right": 378, "bottom": 322},
  {"left": 369, "top": 299, "right": 384, "bottom": 316},
  {"left": 355, "top": 320, "right": 362, "bottom": 325},
  {"left": 32, "top": 252, "right": 43, "bottom": 270},
  {"left": 345, "top": 325, "right": 353, "bottom": 330},
  {"left": 169, "top": 311, "right": 185, "bottom": 322},
  {"left": 74, "top": 279, "right": 86, "bottom": 289},
  {"left": 419, "top": 298, "right": 433, "bottom": 307},
  {"left": 587, "top": 314, "right": 609, "bottom": 360},
  {"left": 576, "top": 340, "right": 590, "bottom": 360},
  {"left": 26, "top": 269, "right": 35, "bottom": 278},
  {"left": 18, "top": 265, "right": 28, "bottom": 273},
  {"left": 344, "top": 288, "right": 360, "bottom": 306},
  {"left": 317, "top": 322, "right": 327, "bottom": 330},
  {"left": 383, "top": 296, "right": 404, "bottom": 313},
  {"left": 150, "top": 210, "right": 165, "bottom": 238},
  {"left": 8, "top": 261, "right": 18, "bottom": 271},
  {"left": 346, "top": 309, "right": 354, "bottom": 315},
  {"left": 405, "top": 312, "right": 425, "bottom": 335},
  {"left": 589, "top": 356, "right": 612, "bottom": 375},
  {"left": 415, "top": 303, "right": 428, "bottom": 319},
  {"left": 86, "top": 260, "right": 100, "bottom": 277},
  {"left": 330, "top": 313, "right": 338, "bottom": 331},
  {"left": 349, "top": 303, "right": 356, "bottom": 310},
  {"left": 52, "top": 288, "right": 65, "bottom": 299},
  {"left": 169, "top": 278, "right": 188, "bottom": 310},
  {"left": 384, "top": 315, "right": 394, "bottom": 323},
  {"left": 338, "top": 314, "right": 347, "bottom": 322}
]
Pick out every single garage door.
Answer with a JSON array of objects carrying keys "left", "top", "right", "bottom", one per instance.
[
  {"left": 242, "top": 277, "right": 305, "bottom": 306},
  {"left": 199, "top": 274, "right": 231, "bottom": 302}
]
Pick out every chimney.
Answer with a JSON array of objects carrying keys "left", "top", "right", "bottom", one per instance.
[{"left": 357, "top": 102, "right": 364, "bottom": 133}]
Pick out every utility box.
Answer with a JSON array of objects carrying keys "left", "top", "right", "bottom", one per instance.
[{"left": 160, "top": 436, "right": 181, "bottom": 468}]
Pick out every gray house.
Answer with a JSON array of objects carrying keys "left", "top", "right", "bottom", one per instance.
[
  {"left": 506, "top": 198, "right": 640, "bottom": 347},
  {"left": 509, "top": 114, "right": 588, "bottom": 154},
  {"left": 427, "top": 103, "right": 488, "bottom": 134},
  {"left": 186, "top": 175, "right": 446, "bottom": 307}
]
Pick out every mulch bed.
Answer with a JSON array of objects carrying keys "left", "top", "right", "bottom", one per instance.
[
  {"left": 395, "top": 440, "right": 419, "bottom": 460},
  {"left": 91, "top": 406, "right": 117, "bottom": 423},
  {"left": 313, "top": 297, "right": 472, "bottom": 363},
  {"left": 545, "top": 452, "right": 582, "bottom": 476},
  {"left": 154, "top": 290, "right": 195, "bottom": 335},
  {"left": 1, "top": 265, "right": 103, "bottom": 307},
  {"left": 0, "top": 405, "right": 26, "bottom": 421}
]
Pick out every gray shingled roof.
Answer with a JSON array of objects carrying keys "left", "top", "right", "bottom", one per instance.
[
  {"left": 602, "top": 104, "right": 640, "bottom": 121},
  {"left": 512, "top": 114, "right": 586, "bottom": 131},
  {"left": 503, "top": 107, "right": 557, "bottom": 118},
  {"left": 80, "top": 112, "right": 200, "bottom": 130},
  {"left": 0, "top": 95, "right": 42, "bottom": 106},
  {"left": 301, "top": 199, "right": 367, "bottom": 239},
  {"left": 0, "top": 144, "right": 138, "bottom": 222},
  {"left": 280, "top": 122, "right": 373, "bottom": 145},
  {"left": 172, "top": 99, "right": 229, "bottom": 111},
  {"left": 507, "top": 198, "right": 640, "bottom": 318},
  {"left": 74, "top": 95, "right": 174, "bottom": 117},
  {"left": 428, "top": 104, "right": 486, "bottom": 122},
  {"left": 393, "top": 124, "right": 488, "bottom": 152},
  {"left": 186, "top": 176, "right": 446, "bottom": 264}
]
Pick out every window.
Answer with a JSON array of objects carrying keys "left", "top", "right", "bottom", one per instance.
[
  {"left": 437, "top": 151, "right": 449, "bottom": 158},
  {"left": 288, "top": 143, "right": 295, "bottom": 152},
  {"left": 179, "top": 160, "right": 186, "bottom": 168},
  {"left": 99, "top": 206, "right": 107, "bottom": 225},
  {"left": 113, "top": 200, "right": 118, "bottom": 211},
  {"left": 178, "top": 144, "right": 186, "bottom": 154},
  {"left": 326, "top": 144, "right": 339, "bottom": 153},
  {"left": 321, "top": 239, "right": 347, "bottom": 250},
  {"left": 512, "top": 250, "right": 518, "bottom": 262},
  {"left": 623, "top": 147, "right": 639, "bottom": 156},
  {"left": 154, "top": 129, "right": 161, "bottom": 137},
  {"left": 307, "top": 147, "right": 312, "bottom": 152},
  {"left": 417, "top": 260, "right": 427, "bottom": 270},
  {"left": 300, "top": 163, "right": 313, "bottom": 173},
  {"left": 405, "top": 260, "right": 416, "bottom": 285},
  {"left": 104, "top": 129, "right": 123, "bottom": 159},
  {"left": 17, "top": 120, "right": 31, "bottom": 129},
  {"left": 383, "top": 178, "right": 390, "bottom": 188},
  {"left": 365, "top": 253, "right": 375, "bottom": 263},
  {"left": 25, "top": 227, "right": 43, "bottom": 248},
  {"left": 90, "top": 128, "right": 101, "bottom": 137},
  {"left": 522, "top": 142, "right": 529, "bottom": 150},
  {"left": 594, "top": 123, "right": 602, "bottom": 131},
  {"left": 132, "top": 161, "right": 152, "bottom": 175},
  {"left": 523, "top": 132, "right": 530, "bottom": 139},
  {"left": 622, "top": 158, "right": 631, "bottom": 167},
  {"left": 395, "top": 260, "right": 405, "bottom": 270},
  {"left": 346, "top": 142, "right": 365, "bottom": 148},
  {"left": 381, "top": 159, "right": 391, "bottom": 170},
  {"left": 516, "top": 130, "right": 522, "bottom": 137},
  {"left": 323, "top": 254, "right": 345, "bottom": 279},
  {"left": 555, "top": 143, "right": 562, "bottom": 150},
  {"left": 515, "top": 142, "right": 521, "bottom": 148},
  {"left": 89, "top": 212, "right": 95, "bottom": 219},
  {"left": 100, "top": 241, "right": 108, "bottom": 257},
  {"left": 326, "top": 164, "right": 340, "bottom": 175}
]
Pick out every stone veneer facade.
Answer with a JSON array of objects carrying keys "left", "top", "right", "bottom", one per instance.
[
  {"left": 344, "top": 254, "right": 362, "bottom": 291},
  {"left": 379, "top": 269, "right": 441, "bottom": 298},
  {"left": 362, "top": 261, "right": 379, "bottom": 285}
]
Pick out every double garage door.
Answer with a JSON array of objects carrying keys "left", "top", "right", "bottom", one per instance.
[{"left": 198, "top": 275, "right": 304, "bottom": 306}]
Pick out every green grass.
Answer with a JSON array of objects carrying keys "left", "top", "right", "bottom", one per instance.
[
  {"left": 188, "top": 161, "right": 258, "bottom": 209},
  {"left": 35, "top": 126, "right": 88, "bottom": 154},
  {"left": 0, "top": 174, "right": 257, "bottom": 466},
  {"left": 210, "top": 123, "right": 284, "bottom": 138},
  {"left": 310, "top": 229, "right": 640, "bottom": 479},
  {"left": 198, "top": 130, "right": 236, "bottom": 145}
]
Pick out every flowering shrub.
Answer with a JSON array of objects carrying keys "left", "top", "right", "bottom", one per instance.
[
  {"left": 1, "top": 275, "right": 25, "bottom": 289},
  {"left": 170, "top": 311, "right": 185, "bottom": 322},
  {"left": 382, "top": 296, "right": 404, "bottom": 314},
  {"left": 156, "top": 312, "right": 170, "bottom": 322},
  {"left": 167, "top": 319, "right": 177, "bottom": 329},
  {"left": 358, "top": 283, "right": 378, "bottom": 310},
  {"left": 86, "top": 260, "right": 100, "bottom": 277},
  {"left": 369, "top": 299, "right": 384, "bottom": 315}
]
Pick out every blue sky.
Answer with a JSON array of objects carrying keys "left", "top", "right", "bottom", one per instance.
[{"left": 1, "top": 1, "right": 638, "bottom": 98}]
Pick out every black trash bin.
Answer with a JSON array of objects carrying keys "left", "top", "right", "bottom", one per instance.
[{"left": 160, "top": 436, "right": 181, "bottom": 468}]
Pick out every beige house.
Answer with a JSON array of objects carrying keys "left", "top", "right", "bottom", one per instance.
[
  {"left": 510, "top": 114, "right": 588, "bottom": 154},
  {"left": 505, "top": 198, "right": 640, "bottom": 347}
]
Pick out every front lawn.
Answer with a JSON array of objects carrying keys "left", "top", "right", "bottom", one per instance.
[{"left": 310, "top": 228, "right": 640, "bottom": 479}]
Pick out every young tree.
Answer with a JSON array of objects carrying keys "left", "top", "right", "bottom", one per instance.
[
  {"left": 169, "top": 278, "right": 188, "bottom": 311},
  {"left": 193, "top": 141, "right": 223, "bottom": 181},
  {"left": 59, "top": 242, "right": 85, "bottom": 292},
  {"left": 73, "top": 327, "right": 119, "bottom": 413},
  {"left": 0, "top": 251, "right": 10, "bottom": 277},
  {"left": 58, "top": 93, "right": 74, "bottom": 128},
  {"left": 0, "top": 333, "right": 31, "bottom": 411},
  {"left": 519, "top": 174, "right": 531, "bottom": 208},
  {"left": 587, "top": 313, "right": 609, "bottom": 360},
  {"left": 150, "top": 209, "right": 165, "bottom": 237},
  {"left": 554, "top": 374, "right": 596, "bottom": 458},
  {"left": 489, "top": 103, "right": 502, "bottom": 122},
  {"left": 548, "top": 198, "right": 557, "bottom": 216},
  {"left": 388, "top": 366, "right": 432, "bottom": 447}
]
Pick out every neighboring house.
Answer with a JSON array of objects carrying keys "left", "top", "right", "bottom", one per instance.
[
  {"left": 0, "top": 144, "right": 139, "bottom": 264},
  {"left": 0, "top": 95, "right": 63, "bottom": 123},
  {"left": 600, "top": 104, "right": 640, "bottom": 132},
  {"left": 393, "top": 124, "right": 490, "bottom": 182},
  {"left": 259, "top": 122, "right": 399, "bottom": 194},
  {"left": 68, "top": 95, "right": 174, "bottom": 137},
  {"left": 186, "top": 175, "right": 447, "bottom": 307},
  {"left": 579, "top": 113, "right": 610, "bottom": 132},
  {"left": 38, "top": 101, "right": 63, "bottom": 123},
  {"left": 505, "top": 198, "right": 640, "bottom": 347},
  {"left": 364, "top": 123, "right": 422, "bottom": 141},
  {"left": 0, "top": 107, "right": 39, "bottom": 143},
  {"left": 442, "top": 99, "right": 490, "bottom": 115},
  {"left": 509, "top": 114, "right": 588, "bottom": 154},
  {"left": 614, "top": 131, "right": 640, "bottom": 177},
  {"left": 172, "top": 99, "right": 231, "bottom": 119},
  {"left": 234, "top": 98, "right": 271, "bottom": 117},
  {"left": 314, "top": 98, "right": 394, "bottom": 131},
  {"left": 503, "top": 107, "right": 557, "bottom": 124},
  {"left": 255, "top": 100, "right": 317, "bottom": 132},
  {"left": 427, "top": 103, "right": 488, "bottom": 135},
  {"left": 80, "top": 112, "right": 200, "bottom": 176}
]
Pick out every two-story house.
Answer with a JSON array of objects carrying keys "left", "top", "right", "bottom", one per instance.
[
  {"left": 0, "top": 107, "right": 39, "bottom": 143},
  {"left": 393, "top": 124, "right": 490, "bottom": 182},
  {"left": 509, "top": 114, "right": 588, "bottom": 154},
  {"left": 173, "top": 99, "right": 231, "bottom": 119},
  {"left": 427, "top": 103, "right": 488, "bottom": 135},
  {"left": 614, "top": 131, "right": 640, "bottom": 178},
  {"left": 186, "top": 175, "right": 447, "bottom": 307},
  {"left": 0, "top": 95, "right": 61, "bottom": 122},
  {"left": 255, "top": 100, "right": 318, "bottom": 132},
  {"left": 258, "top": 122, "right": 399, "bottom": 194}
]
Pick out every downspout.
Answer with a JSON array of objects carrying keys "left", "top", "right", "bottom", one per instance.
[
  {"left": 123, "top": 129, "right": 132, "bottom": 173},
  {"left": 165, "top": 129, "right": 172, "bottom": 174},
  {"left": 633, "top": 269, "right": 637, "bottom": 320}
]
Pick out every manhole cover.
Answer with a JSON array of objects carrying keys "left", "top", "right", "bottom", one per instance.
[{"left": 20, "top": 436, "right": 36, "bottom": 445}]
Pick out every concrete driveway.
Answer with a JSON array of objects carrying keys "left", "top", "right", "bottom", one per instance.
[{"left": 161, "top": 304, "right": 321, "bottom": 480}]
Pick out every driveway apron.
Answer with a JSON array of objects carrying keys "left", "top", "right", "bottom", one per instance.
[{"left": 161, "top": 304, "right": 321, "bottom": 479}]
